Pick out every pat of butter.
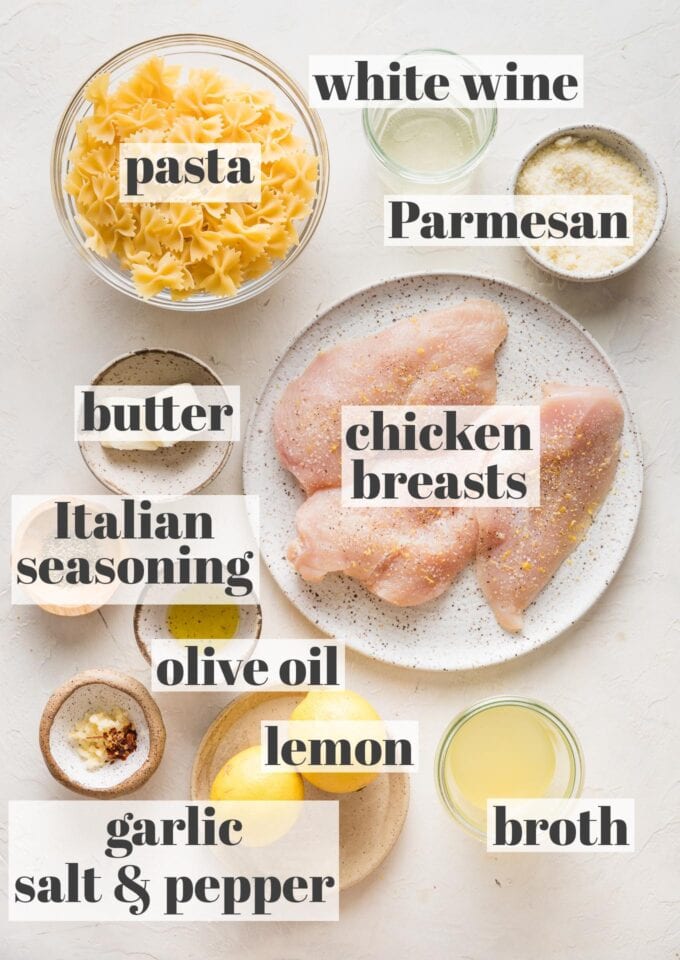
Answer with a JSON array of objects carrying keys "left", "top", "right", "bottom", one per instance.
[
  {"left": 100, "top": 383, "right": 202, "bottom": 450},
  {"left": 152, "top": 383, "right": 203, "bottom": 445},
  {"left": 101, "top": 436, "right": 165, "bottom": 451}
]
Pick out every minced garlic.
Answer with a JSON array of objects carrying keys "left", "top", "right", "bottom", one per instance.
[
  {"left": 69, "top": 707, "right": 137, "bottom": 769},
  {"left": 516, "top": 134, "right": 657, "bottom": 274}
]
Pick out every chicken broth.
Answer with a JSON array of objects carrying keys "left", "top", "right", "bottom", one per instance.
[
  {"left": 436, "top": 699, "right": 583, "bottom": 838},
  {"left": 444, "top": 705, "right": 557, "bottom": 810}
]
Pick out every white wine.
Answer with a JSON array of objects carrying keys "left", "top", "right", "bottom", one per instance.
[{"left": 373, "top": 107, "right": 480, "bottom": 174}]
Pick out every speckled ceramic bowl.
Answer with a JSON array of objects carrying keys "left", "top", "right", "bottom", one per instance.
[
  {"left": 39, "top": 669, "right": 166, "bottom": 797},
  {"left": 511, "top": 124, "right": 667, "bottom": 282},
  {"left": 133, "top": 582, "right": 262, "bottom": 664},
  {"left": 79, "top": 348, "right": 233, "bottom": 495},
  {"left": 191, "top": 691, "right": 410, "bottom": 889}
]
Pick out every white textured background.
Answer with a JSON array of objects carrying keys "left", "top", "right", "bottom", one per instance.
[{"left": 1, "top": 1, "right": 679, "bottom": 957}]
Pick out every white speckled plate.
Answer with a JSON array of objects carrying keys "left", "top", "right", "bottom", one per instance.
[{"left": 243, "top": 274, "right": 643, "bottom": 671}]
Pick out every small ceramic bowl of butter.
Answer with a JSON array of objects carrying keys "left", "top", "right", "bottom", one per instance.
[
  {"left": 79, "top": 348, "right": 233, "bottom": 495},
  {"left": 511, "top": 124, "right": 667, "bottom": 281},
  {"left": 39, "top": 669, "right": 166, "bottom": 797},
  {"left": 134, "top": 582, "right": 262, "bottom": 665}
]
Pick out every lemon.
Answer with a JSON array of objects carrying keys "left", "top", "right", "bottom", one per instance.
[
  {"left": 290, "top": 690, "right": 382, "bottom": 794},
  {"left": 209, "top": 744, "right": 304, "bottom": 802},
  {"left": 209, "top": 744, "right": 304, "bottom": 847}
]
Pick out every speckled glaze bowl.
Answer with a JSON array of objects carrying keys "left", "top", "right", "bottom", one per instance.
[
  {"left": 39, "top": 669, "right": 166, "bottom": 797},
  {"left": 191, "top": 690, "right": 410, "bottom": 889},
  {"left": 511, "top": 124, "right": 667, "bottom": 282},
  {"left": 133, "top": 584, "right": 262, "bottom": 664},
  {"left": 79, "top": 348, "right": 233, "bottom": 495}
]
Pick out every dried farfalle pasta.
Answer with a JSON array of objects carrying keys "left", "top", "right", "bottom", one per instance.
[{"left": 66, "top": 55, "right": 319, "bottom": 299}]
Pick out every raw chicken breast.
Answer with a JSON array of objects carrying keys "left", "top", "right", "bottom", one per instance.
[
  {"left": 476, "top": 383, "right": 624, "bottom": 632},
  {"left": 275, "top": 299, "right": 508, "bottom": 493},
  {"left": 288, "top": 488, "right": 478, "bottom": 606}
]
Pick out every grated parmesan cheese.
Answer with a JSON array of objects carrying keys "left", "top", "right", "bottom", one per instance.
[{"left": 516, "top": 135, "right": 657, "bottom": 274}]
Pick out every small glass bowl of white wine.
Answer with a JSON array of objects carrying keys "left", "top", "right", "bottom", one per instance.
[{"left": 362, "top": 50, "right": 497, "bottom": 193}]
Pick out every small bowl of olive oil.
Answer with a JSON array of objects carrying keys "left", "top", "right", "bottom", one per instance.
[
  {"left": 134, "top": 583, "right": 262, "bottom": 665},
  {"left": 435, "top": 697, "right": 584, "bottom": 840}
]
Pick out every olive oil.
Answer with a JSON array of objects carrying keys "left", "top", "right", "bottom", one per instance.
[{"left": 167, "top": 603, "right": 240, "bottom": 642}]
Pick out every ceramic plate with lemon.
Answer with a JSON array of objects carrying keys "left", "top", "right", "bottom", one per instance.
[{"left": 191, "top": 690, "right": 410, "bottom": 889}]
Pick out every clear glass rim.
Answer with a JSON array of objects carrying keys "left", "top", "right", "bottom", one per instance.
[
  {"left": 50, "top": 33, "right": 330, "bottom": 312},
  {"left": 361, "top": 49, "right": 498, "bottom": 184},
  {"left": 435, "top": 696, "right": 585, "bottom": 841}
]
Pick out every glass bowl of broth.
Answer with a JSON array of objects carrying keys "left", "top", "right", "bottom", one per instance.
[{"left": 435, "top": 696, "right": 584, "bottom": 840}]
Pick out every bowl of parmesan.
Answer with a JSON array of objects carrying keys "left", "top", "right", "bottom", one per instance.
[{"left": 512, "top": 124, "right": 667, "bottom": 281}]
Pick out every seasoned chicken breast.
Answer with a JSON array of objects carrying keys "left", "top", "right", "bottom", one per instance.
[
  {"left": 288, "top": 488, "right": 478, "bottom": 607},
  {"left": 274, "top": 299, "right": 508, "bottom": 494},
  {"left": 476, "top": 383, "right": 624, "bottom": 632}
]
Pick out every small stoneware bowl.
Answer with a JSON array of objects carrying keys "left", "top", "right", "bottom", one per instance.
[
  {"left": 39, "top": 669, "right": 166, "bottom": 797},
  {"left": 79, "top": 348, "right": 233, "bottom": 495},
  {"left": 191, "top": 690, "right": 410, "bottom": 889},
  {"left": 133, "top": 583, "right": 262, "bottom": 664},
  {"left": 12, "top": 498, "right": 121, "bottom": 615},
  {"left": 511, "top": 124, "right": 667, "bottom": 282}
]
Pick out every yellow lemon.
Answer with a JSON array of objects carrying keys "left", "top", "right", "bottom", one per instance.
[
  {"left": 290, "top": 690, "right": 382, "bottom": 794},
  {"left": 209, "top": 744, "right": 304, "bottom": 802},
  {"left": 209, "top": 744, "right": 304, "bottom": 847}
]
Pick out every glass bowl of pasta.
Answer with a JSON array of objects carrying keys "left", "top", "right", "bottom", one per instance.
[{"left": 51, "top": 35, "right": 329, "bottom": 310}]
